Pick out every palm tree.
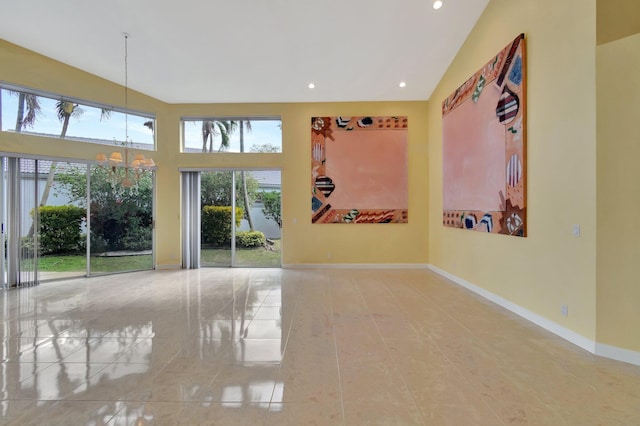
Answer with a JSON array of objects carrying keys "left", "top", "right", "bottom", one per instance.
[
  {"left": 38, "top": 101, "right": 85, "bottom": 208},
  {"left": 144, "top": 120, "right": 154, "bottom": 135},
  {"left": 12, "top": 92, "right": 41, "bottom": 132},
  {"left": 38, "top": 102, "right": 83, "bottom": 205},
  {"left": 238, "top": 120, "right": 255, "bottom": 231},
  {"left": 200, "top": 120, "right": 256, "bottom": 231},
  {"left": 56, "top": 100, "right": 83, "bottom": 139},
  {"left": 38, "top": 103, "right": 116, "bottom": 208},
  {"left": 202, "top": 120, "right": 237, "bottom": 152}
]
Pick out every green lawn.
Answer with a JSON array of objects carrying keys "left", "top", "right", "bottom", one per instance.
[
  {"left": 36, "top": 255, "right": 153, "bottom": 273},
  {"left": 35, "top": 240, "right": 281, "bottom": 272},
  {"left": 201, "top": 239, "right": 281, "bottom": 267}
]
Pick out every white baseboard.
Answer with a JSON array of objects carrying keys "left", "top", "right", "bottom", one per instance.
[
  {"left": 427, "top": 264, "right": 640, "bottom": 367},
  {"left": 595, "top": 343, "right": 640, "bottom": 366},
  {"left": 283, "top": 263, "right": 429, "bottom": 269}
]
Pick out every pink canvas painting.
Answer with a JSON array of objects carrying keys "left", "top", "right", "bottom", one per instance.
[
  {"left": 311, "top": 116, "right": 408, "bottom": 224},
  {"left": 442, "top": 34, "right": 526, "bottom": 236}
]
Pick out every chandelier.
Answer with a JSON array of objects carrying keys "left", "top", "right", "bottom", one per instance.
[{"left": 96, "top": 33, "right": 154, "bottom": 188}]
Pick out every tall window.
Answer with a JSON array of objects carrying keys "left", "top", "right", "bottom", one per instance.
[
  {"left": 0, "top": 85, "right": 155, "bottom": 150},
  {"left": 181, "top": 118, "right": 281, "bottom": 153}
]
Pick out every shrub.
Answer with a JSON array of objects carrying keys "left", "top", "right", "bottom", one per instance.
[
  {"left": 57, "top": 167, "right": 153, "bottom": 253},
  {"left": 90, "top": 234, "right": 108, "bottom": 254},
  {"left": 201, "top": 206, "right": 243, "bottom": 246},
  {"left": 38, "top": 205, "right": 86, "bottom": 255},
  {"left": 120, "top": 225, "right": 153, "bottom": 252},
  {"left": 236, "top": 231, "right": 266, "bottom": 248}
]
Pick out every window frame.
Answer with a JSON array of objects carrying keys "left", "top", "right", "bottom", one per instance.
[
  {"left": 180, "top": 116, "right": 282, "bottom": 154},
  {"left": 0, "top": 81, "right": 157, "bottom": 150}
]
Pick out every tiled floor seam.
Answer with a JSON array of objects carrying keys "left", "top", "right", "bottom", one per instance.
[
  {"left": 358, "top": 278, "right": 428, "bottom": 426},
  {"left": 327, "top": 272, "right": 347, "bottom": 426}
]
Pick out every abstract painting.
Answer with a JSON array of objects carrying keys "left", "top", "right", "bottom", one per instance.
[
  {"left": 311, "top": 116, "right": 408, "bottom": 224},
  {"left": 442, "top": 34, "right": 526, "bottom": 237}
]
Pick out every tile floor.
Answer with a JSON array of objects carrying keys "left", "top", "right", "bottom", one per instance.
[{"left": 1, "top": 268, "right": 639, "bottom": 425}]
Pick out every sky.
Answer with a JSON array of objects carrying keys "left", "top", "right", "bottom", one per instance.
[
  {"left": 1, "top": 89, "right": 153, "bottom": 146},
  {"left": 1, "top": 89, "right": 282, "bottom": 153},
  {"left": 183, "top": 120, "right": 282, "bottom": 153}
]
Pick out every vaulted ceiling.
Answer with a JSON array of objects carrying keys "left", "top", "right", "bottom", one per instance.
[{"left": 0, "top": 0, "right": 489, "bottom": 103}]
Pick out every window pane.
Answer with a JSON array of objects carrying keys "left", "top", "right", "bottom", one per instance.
[
  {"left": 38, "top": 161, "right": 88, "bottom": 281},
  {"left": 182, "top": 119, "right": 281, "bottom": 153},
  {"left": 88, "top": 166, "right": 154, "bottom": 274},
  {"left": 1, "top": 88, "right": 155, "bottom": 150}
]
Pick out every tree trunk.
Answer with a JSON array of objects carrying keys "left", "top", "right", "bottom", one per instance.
[
  {"left": 241, "top": 171, "right": 254, "bottom": 231},
  {"left": 38, "top": 113, "right": 69, "bottom": 207},
  {"left": 15, "top": 93, "right": 25, "bottom": 132},
  {"left": 239, "top": 122, "right": 254, "bottom": 231},
  {"left": 38, "top": 162, "right": 57, "bottom": 207},
  {"left": 59, "top": 114, "right": 71, "bottom": 139}
]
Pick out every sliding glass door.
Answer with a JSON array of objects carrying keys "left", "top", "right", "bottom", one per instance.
[
  {"left": 235, "top": 170, "right": 281, "bottom": 267},
  {"left": 1, "top": 156, "right": 154, "bottom": 286},
  {"left": 184, "top": 169, "right": 281, "bottom": 268},
  {"left": 34, "top": 161, "right": 87, "bottom": 281},
  {"left": 88, "top": 165, "right": 154, "bottom": 274}
]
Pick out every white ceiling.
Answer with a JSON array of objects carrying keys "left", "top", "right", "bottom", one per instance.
[{"left": 0, "top": 0, "right": 488, "bottom": 104}]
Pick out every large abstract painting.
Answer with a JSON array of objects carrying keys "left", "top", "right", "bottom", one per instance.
[
  {"left": 442, "top": 34, "right": 526, "bottom": 237},
  {"left": 311, "top": 116, "right": 408, "bottom": 224}
]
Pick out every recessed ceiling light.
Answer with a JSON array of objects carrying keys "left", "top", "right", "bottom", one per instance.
[
  {"left": 399, "top": 81, "right": 407, "bottom": 88},
  {"left": 433, "top": 1, "right": 443, "bottom": 10},
  {"left": 308, "top": 83, "right": 315, "bottom": 89}
]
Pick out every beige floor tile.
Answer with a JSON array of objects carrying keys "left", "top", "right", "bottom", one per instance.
[
  {"left": 7, "top": 400, "right": 119, "bottom": 426},
  {"left": 265, "top": 401, "right": 343, "bottom": 425},
  {"left": 342, "top": 399, "right": 423, "bottom": 425},
  {"left": 108, "top": 401, "right": 267, "bottom": 426},
  {"left": 1, "top": 268, "right": 640, "bottom": 424},
  {"left": 276, "top": 363, "right": 341, "bottom": 403},
  {"left": 211, "top": 364, "right": 279, "bottom": 403},
  {"left": 418, "top": 403, "right": 503, "bottom": 426},
  {"left": 0, "top": 400, "right": 35, "bottom": 424}
]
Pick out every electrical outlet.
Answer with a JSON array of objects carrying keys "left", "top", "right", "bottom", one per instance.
[
  {"left": 561, "top": 305, "right": 569, "bottom": 317},
  {"left": 572, "top": 224, "right": 580, "bottom": 237}
]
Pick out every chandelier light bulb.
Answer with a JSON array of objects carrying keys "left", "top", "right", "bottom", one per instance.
[{"left": 433, "top": 1, "right": 443, "bottom": 10}]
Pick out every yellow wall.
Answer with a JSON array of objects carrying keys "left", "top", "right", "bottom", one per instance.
[
  {"left": 596, "top": 33, "right": 640, "bottom": 351},
  {"left": 0, "top": 39, "right": 429, "bottom": 268},
  {"left": 596, "top": 0, "right": 640, "bottom": 45},
  {"left": 169, "top": 101, "right": 429, "bottom": 266},
  {"left": 427, "top": 0, "right": 598, "bottom": 339}
]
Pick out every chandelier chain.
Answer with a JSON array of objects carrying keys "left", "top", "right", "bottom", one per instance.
[
  {"left": 95, "top": 31, "right": 154, "bottom": 190},
  {"left": 124, "top": 33, "right": 129, "bottom": 144}
]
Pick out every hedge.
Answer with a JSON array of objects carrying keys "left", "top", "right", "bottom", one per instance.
[
  {"left": 201, "top": 206, "right": 243, "bottom": 246},
  {"left": 236, "top": 231, "right": 266, "bottom": 248},
  {"left": 38, "top": 205, "right": 86, "bottom": 255}
]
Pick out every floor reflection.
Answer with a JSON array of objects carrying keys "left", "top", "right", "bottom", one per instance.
[
  {"left": 0, "top": 269, "right": 286, "bottom": 424},
  {"left": 2, "top": 268, "right": 640, "bottom": 424}
]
